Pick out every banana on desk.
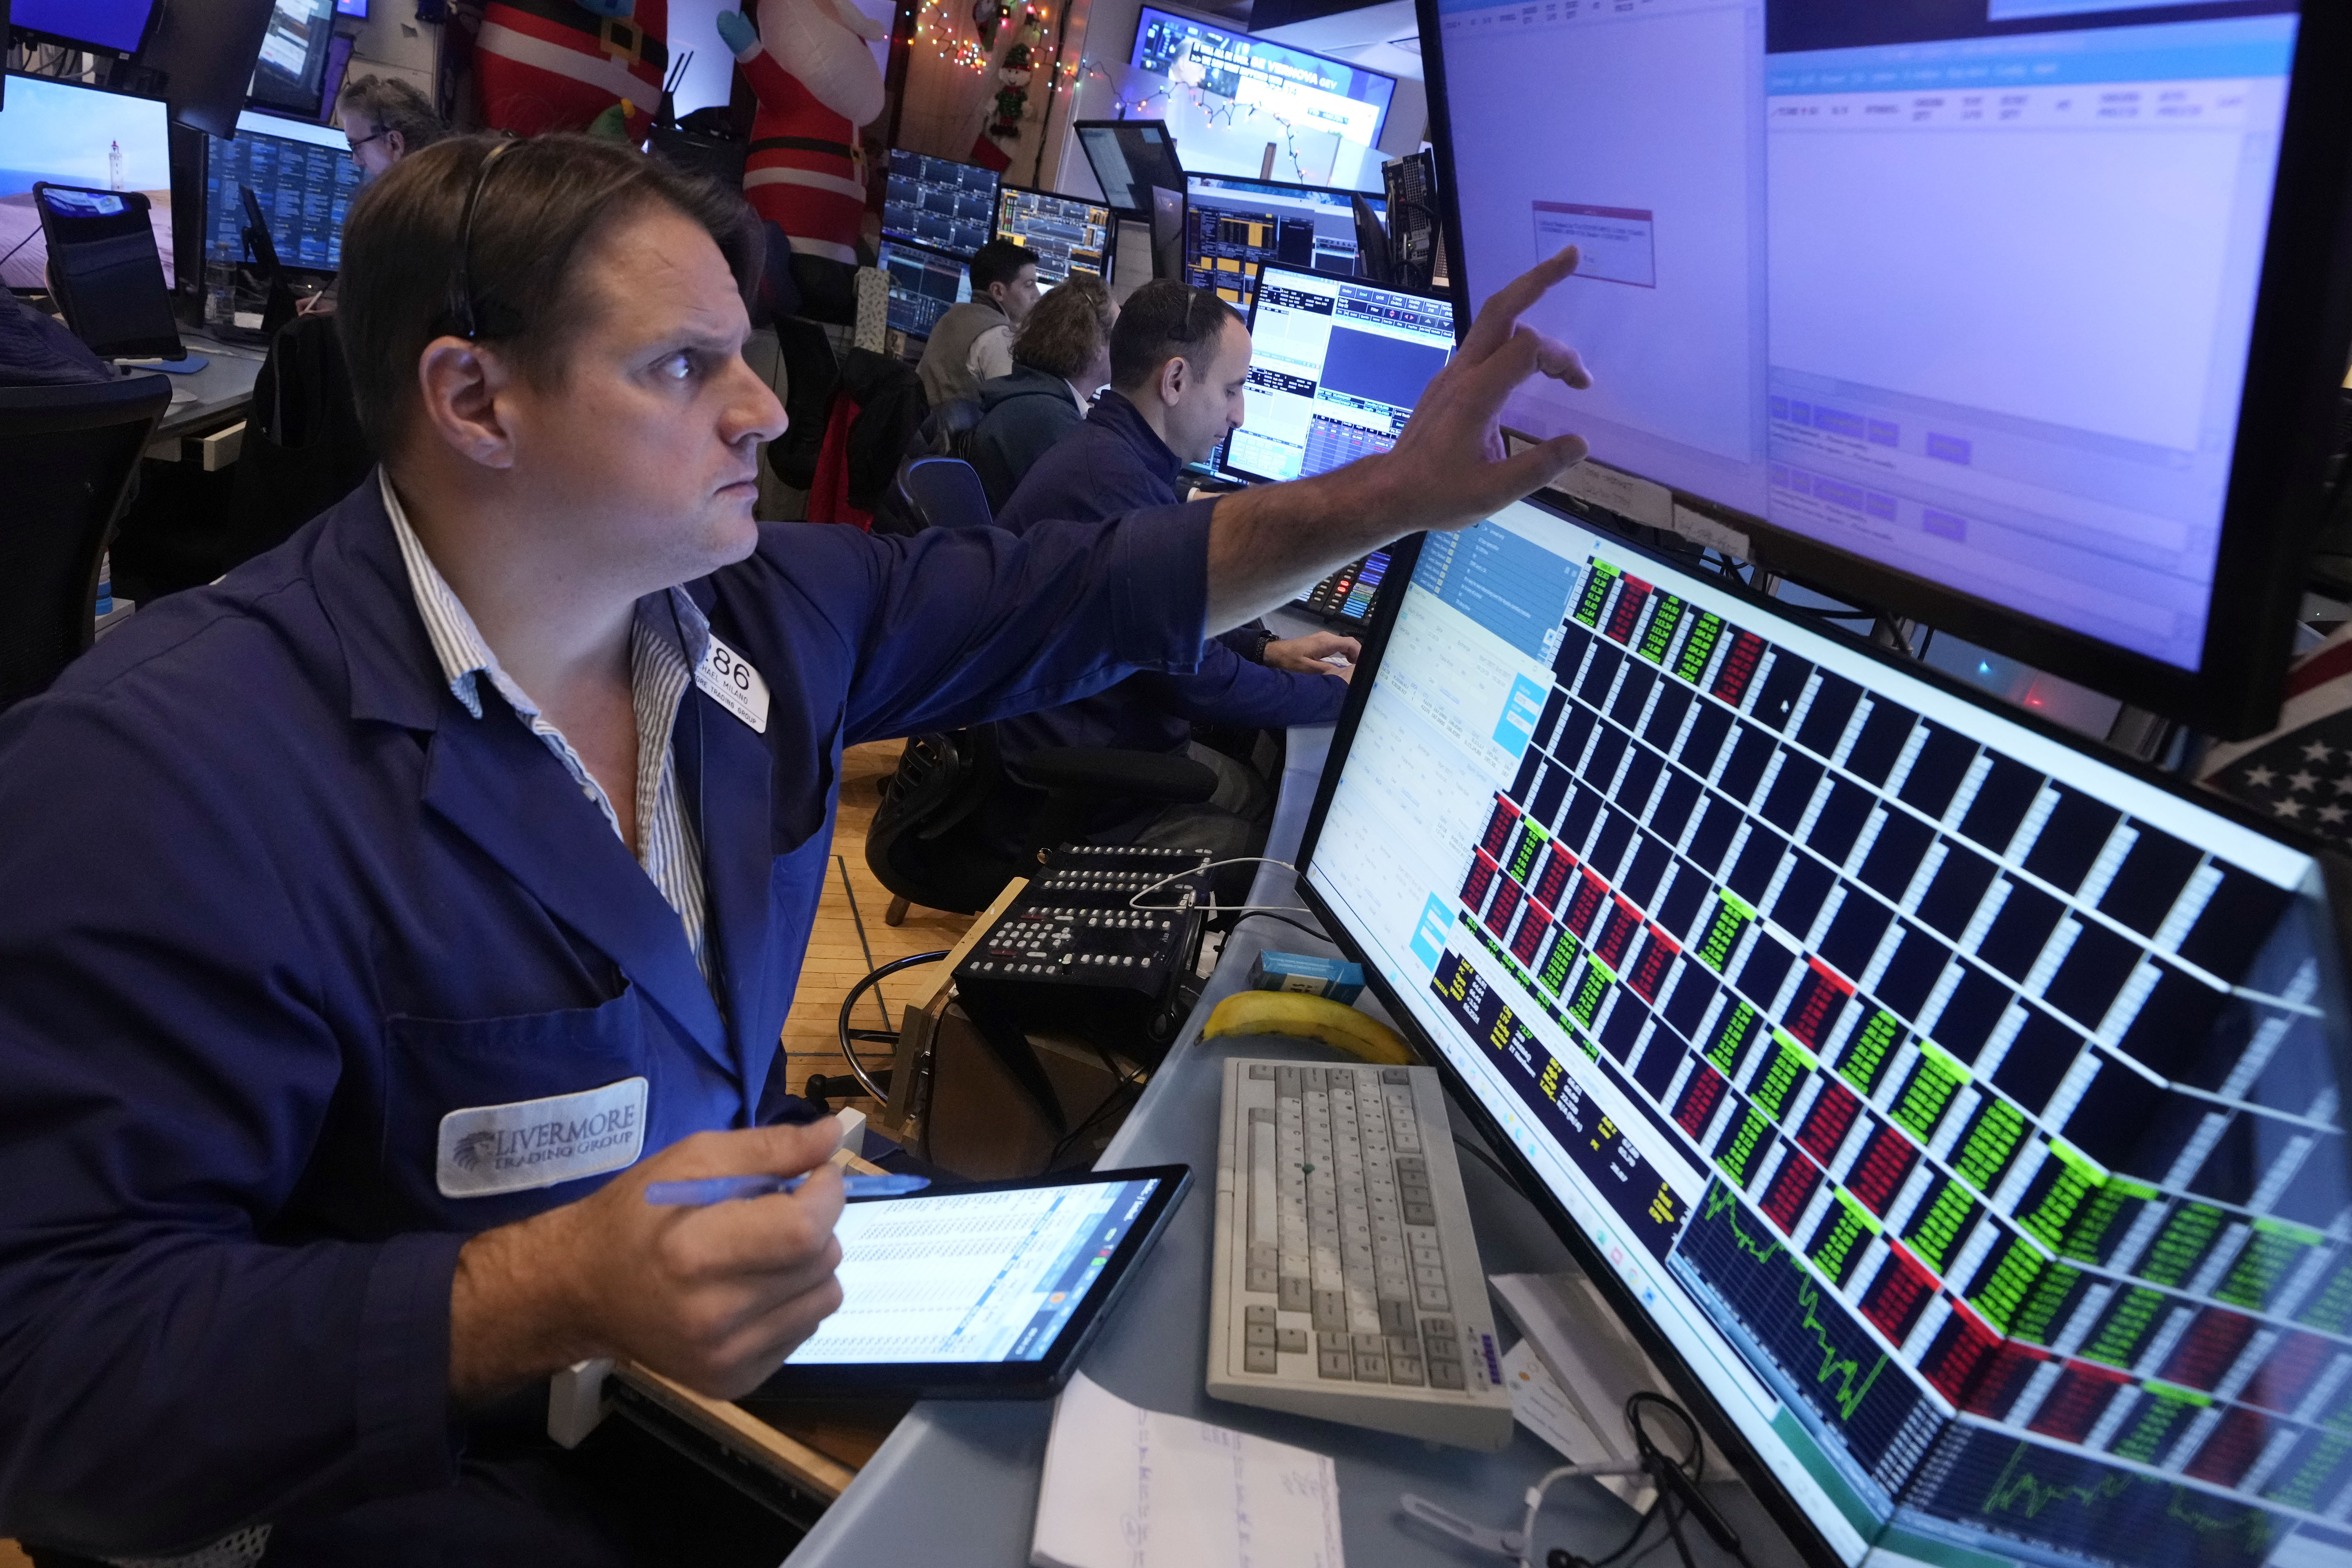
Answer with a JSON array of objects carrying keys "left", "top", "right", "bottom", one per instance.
[{"left": 1201, "top": 990, "right": 1414, "bottom": 1064}]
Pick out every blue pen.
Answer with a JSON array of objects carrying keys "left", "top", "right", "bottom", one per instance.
[{"left": 644, "top": 1172, "right": 931, "bottom": 1206}]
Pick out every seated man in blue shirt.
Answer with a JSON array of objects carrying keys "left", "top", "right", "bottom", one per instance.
[
  {"left": 0, "top": 133, "right": 1595, "bottom": 1563},
  {"left": 995, "top": 280, "right": 1359, "bottom": 861}
]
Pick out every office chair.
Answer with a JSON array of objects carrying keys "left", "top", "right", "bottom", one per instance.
[
  {"left": 0, "top": 373, "right": 173, "bottom": 709},
  {"left": 898, "top": 456, "right": 994, "bottom": 530},
  {"left": 866, "top": 724, "right": 1218, "bottom": 923}
]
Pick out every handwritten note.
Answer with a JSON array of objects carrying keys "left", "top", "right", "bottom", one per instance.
[{"left": 1030, "top": 1372, "right": 1345, "bottom": 1568}]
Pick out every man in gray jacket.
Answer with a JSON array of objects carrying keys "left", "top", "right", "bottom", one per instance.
[{"left": 915, "top": 240, "right": 1040, "bottom": 406}]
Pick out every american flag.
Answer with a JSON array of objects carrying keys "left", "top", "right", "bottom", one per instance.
[{"left": 2199, "top": 624, "right": 2352, "bottom": 847}]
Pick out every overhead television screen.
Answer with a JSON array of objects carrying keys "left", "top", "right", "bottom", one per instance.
[
  {"left": 0, "top": 75, "right": 174, "bottom": 291},
  {"left": 1129, "top": 7, "right": 1396, "bottom": 190},
  {"left": 1425, "top": 0, "right": 2346, "bottom": 734}
]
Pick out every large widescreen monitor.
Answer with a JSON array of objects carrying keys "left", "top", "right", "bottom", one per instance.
[
  {"left": 12, "top": 0, "right": 158, "bottom": 52},
  {"left": 0, "top": 75, "right": 174, "bottom": 291},
  {"left": 205, "top": 109, "right": 361, "bottom": 273},
  {"left": 878, "top": 237, "right": 970, "bottom": 339},
  {"left": 1183, "top": 174, "right": 1383, "bottom": 312},
  {"left": 993, "top": 185, "right": 1111, "bottom": 287},
  {"left": 1299, "top": 493, "right": 2352, "bottom": 1568},
  {"left": 882, "top": 149, "right": 999, "bottom": 260},
  {"left": 1421, "top": 0, "right": 2352, "bottom": 737},
  {"left": 1224, "top": 264, "right": 1453, "bottom": 485},
  {"left": 1129, "top": 6, "right": 1394, "bottom": 191}
]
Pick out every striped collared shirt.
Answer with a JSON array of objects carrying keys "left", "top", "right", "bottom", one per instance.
[{"left": 379, "top": 472, "right": 715, "bottom": 990}]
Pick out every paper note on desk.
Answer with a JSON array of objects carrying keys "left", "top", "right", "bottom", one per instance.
[{"left": 1031, "top": 1372, "right": 1344, "bottom": 1568}]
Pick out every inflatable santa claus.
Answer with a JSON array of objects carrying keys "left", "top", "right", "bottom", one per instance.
[
  {"left": 718, "top": 0, "right": 886, "bottom": 266},
  {"left": 475, "top": 0, "right": 669, "bottom": 140}
]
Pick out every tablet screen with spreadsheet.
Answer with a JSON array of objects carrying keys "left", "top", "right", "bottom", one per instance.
[
  {"left": 1298, "top": 496, "right": 2352, "bottom": 1568},
  {"left": 763, "top": 1166, "right": 1189, "bottom": 1395}
]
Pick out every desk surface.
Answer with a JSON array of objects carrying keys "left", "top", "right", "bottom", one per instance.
[
  {"left": 787, "top": 723, "right": 1803, "bottom": 1568},
  {"left": 151, "top": 332, "right": 265, "bottom": 442}
]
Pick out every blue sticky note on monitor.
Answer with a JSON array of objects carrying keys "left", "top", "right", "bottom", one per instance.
[
  {"left": 1492, "top": 674, "right": 1546, "bottom": 755},
  {"left": 1408, "top": 895, "right": 1452, "bottom": 970}
]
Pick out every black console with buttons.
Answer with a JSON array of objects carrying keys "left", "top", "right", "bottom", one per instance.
[{"left": 952, "top": 844, "right": 1213, "bottom": 1131}]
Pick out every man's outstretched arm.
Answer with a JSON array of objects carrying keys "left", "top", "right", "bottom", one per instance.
[{"left": 1204, "top": 246, "right": 1594, "bottom": 631}]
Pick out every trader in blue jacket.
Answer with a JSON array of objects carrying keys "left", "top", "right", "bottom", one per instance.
[
  {"left": 996, "top": 280, "right": 1359, "bottom": 858},
  {"left": 0, "top": 135, "right": 1592, "bottom": 1563}
]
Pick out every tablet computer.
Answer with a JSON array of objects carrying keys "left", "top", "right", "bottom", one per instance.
[{"left": 756, "top": 1164, "right": 1191, "bottom": 1399}]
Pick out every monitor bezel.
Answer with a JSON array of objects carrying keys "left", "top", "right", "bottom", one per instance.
[
  {"left": 1412, "top": 0, "right": 2352, "bottom": 742},
  {"left": 1289, "top": 490, "right": 2352, "bottom": 1568},
  {"left": 9, "top": 0, "right": 161, "bottom": 56},
  {"left": 1222, "top": 260, "right": 1455, "bottom": 486},
  {"left": 1070, "top": 119, "right": 1187, "bottom": 218},
  {"left": 1127, "top": 2, "right": 1397, "bottom": 149}
]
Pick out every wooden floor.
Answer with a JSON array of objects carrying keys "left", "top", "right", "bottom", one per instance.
[
  {"left": 780, "top": 739, "right": 980, "bottom": 1122},
  {"left": 0, "top": 743, "right": 968, "bottom": 1564}
]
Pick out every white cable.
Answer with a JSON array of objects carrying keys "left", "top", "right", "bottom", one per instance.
[
  {"left": 1519, "top": 1462, "right": 1647, "bottom": 1568},
  {"left": 1123, "top": 855, "right": 1315, "bottom": 915}
]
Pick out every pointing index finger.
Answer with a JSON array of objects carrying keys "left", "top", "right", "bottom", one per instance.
[{"left": 1458, "top": 245, "right": 1583, "bottom": 365}]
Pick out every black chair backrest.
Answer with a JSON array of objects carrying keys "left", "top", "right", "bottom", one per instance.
[
  {"left": 223, "top": 312, "right": 374, "bottom": 571},
  {"left": 900, "top": 456, "right": 994, "bottom": 530},
  {"left": 0, "top": 374, "right": 172, "bottom": 709},
  {"left": 865, "top": 728, "right": 1027, "bottom": 916}
]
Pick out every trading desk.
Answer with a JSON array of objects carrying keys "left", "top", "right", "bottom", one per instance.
[{"left": 787, "top": 728, "right": 1804, "bottom": 1568}]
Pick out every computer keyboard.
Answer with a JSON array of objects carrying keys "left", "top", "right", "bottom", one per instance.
[{"left": 1208, "top": 1056, "right": 1515, "bottom": 1449}]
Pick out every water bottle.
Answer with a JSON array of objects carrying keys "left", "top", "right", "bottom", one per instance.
[
  {"left": 96, "top": 550, "right": 113, "bottom": 619},
  {"left": 205, "top": 242, "right": 236, "bottom": 331}
]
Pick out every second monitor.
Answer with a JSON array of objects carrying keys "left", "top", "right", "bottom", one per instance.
[
  {"left": 1184, "top": 174, "right": 1384, "bottom": 312},
  {"left": 992, "top": 185, "right": 1111, "bottom": 287},
  {"left": 879, "top": 237, "right": 970, "bottom": 339},
  {"left": 204, "top": 108, "right": 361, "bottom": 274},
  {"left": 1223, "top": 265, "right": 1453, "bottom": 486}
]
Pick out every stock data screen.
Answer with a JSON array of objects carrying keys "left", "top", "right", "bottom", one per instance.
[
  {"left": 993, "top": 187, "right": 1110, "bottom": 287},
  {"left": 883, "top": 150, "right": 999, "bottom": 260},
  {"left": 1225, "top": 265, "right": 1452, "bottom": 485},
  {"left": 1183, "top": 175, "right": 1381, "bottom": 312},
  {"left": 879, "top": 239, "right": 969, "bottom": 339},
  {"left": 205, "top": 111, "right": 360, "bottom": 272},
  {"left": 1307, "top": 500, "right": 2352, "bottom": 1568}
]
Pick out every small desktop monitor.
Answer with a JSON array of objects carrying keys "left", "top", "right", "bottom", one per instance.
[
  {"left": 0, "top": 75, "right": 174, "bottom": 291},
  {"left": 11, "top": 0, "right": 158, "bottom": 53},
  {"left": 1423, "top": 0, "right": 2352, "bottom": 736},
  {"left": 1224, "top": 265, "right": 1453, "bottom": 485},
  {"left": 1182, "top": 174, "right": 1384, "bottom": 313},
  {"left": 247, "top": 0, "right": 339, "bottom": 121},
  {"left": 882, "top": 149, "right": 999, "bottom": 260},
  {"left": 205, "top": 109, "right": 361, "bottom": 274},
  {"left": 993, "top": 185, "right": 1111, "bottom": 287},
  {"left": 137, "top": 0, "right": 278, "bottom": 138},
  {"left": 1071, "top": 120, "right": 1185, "bottom": 219},
  {"left": 1128, "top": 6, "right": 1394, "bottom": 191},
  {"left": 334, "top": 0, "right": 366, "bottom": 14},
  {"left": 1299, "top": 492, "right": 2352, "bottom": 1568},
  {"left": 879, "top": 237, "right": 970, "bottom": 340}
]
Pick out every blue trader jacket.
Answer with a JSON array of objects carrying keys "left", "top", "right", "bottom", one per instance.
[
  {"left": 0, "top": 476, "right": 1213, "bottom": 1559},
  {"left": 993, "top": 390, "right": 1345, "bottom": 771}
]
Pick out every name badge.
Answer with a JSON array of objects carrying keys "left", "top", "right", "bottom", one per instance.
[
  {"left": 436, "top": 1077, "right": 648, "bottom": 1198},
  {"left": 696, "top": 634, "right": 769, "bottom": 734}
]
